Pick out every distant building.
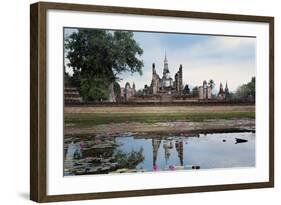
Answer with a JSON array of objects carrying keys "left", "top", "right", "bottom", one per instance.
[
  {"left": 120, "top": 82, "right": 136, "bottom": 101},
  {"left": 64, "top": 87, "right": 82, "bottom": 104},
  {"left": 199, "top": 80, "right": 212, "bottom": 100},
  {"left": 225, "top": 82, "right": 229, "bottom": 97},
  {"left": 118, "top": 52, "right": 231, "bottom": 103},
  {"left": 174, "top": 65, "right": 183, "bottom": 95},
  {"left": 217, "top": 82, "right": 229, "bottom": 100},
  {"left": 144, "top": 53, "right": 183, "bottom": 96}
]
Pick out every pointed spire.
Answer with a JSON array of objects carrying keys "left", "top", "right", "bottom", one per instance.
[
  {"left": 225, "top": 81, "right": 229, "bottom": 94},
  {"left": 179, "top": 64, "right": 183, "bottom": 72},
  {"left": 219, "top": 82, "right": 224, "bottom": 94},
  {"left": 152, "top": 63, "right": 157, "bottom": 75},
  {"left": 163, "top": 51, "right": 169, "bottom": 75}
]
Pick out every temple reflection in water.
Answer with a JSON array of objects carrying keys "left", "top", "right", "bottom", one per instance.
[
  {"left": 152, "top": 138, "right": 185, "bottom": 168},
  {"left": 64, "top": 132, "right": 255, "bottom": 175}
]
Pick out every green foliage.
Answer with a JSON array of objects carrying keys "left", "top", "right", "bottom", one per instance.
[
  {"left": 80, "top": 77, "right": 110, "bottom": 101},
  {"left": 135, "top": 89, "right": 144, "bottom": 97},
  {"left": 65, "top": 29, "right": 143, "bottom": 101},
  {"left": 183, "top": 84, "right": 190, "bottom": 94},
  {"left": 114, "top": 148, "right": 144, "bottom": 169},
  {"left": 111, "top": 31, "right": 144, "bottom": 76},
  {"left": 65, "top": 112, "right": 255, "bottom": 127},
  {"left": 234, "top": 77, "right": 255, "bottom": 101},
  {"left": 247, "top": 77, "right": 255, "bottom": 98},
  {"left": 191, "top": 86, "right": 199, "bottom": 97},
  {"left": 208, "top": 79, "right": 215, "bottom": 90},
  {"left": 113, "top": 82, "right": 121, "bottom": 98},
  {"left": 64, "top": 70, "right": 71, "bottom": 86}
]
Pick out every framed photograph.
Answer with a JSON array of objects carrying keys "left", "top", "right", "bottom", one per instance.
[{"left": 30, "top": 1, "right": 274, "bottom": 202}]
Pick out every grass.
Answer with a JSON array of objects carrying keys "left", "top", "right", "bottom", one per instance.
[{"left": 64, "top": 111, "right": 255, "bottom": 128}]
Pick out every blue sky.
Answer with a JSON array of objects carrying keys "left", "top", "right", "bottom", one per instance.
[{"left": 64, "top": 28, "right": 256, "bottom": 92}]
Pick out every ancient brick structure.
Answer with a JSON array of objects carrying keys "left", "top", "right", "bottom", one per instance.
[
  {"left": 64, "top": 87, "right": 82, "bottom": 104},
  {"left": 144, "top": 53, "right": 183, "bottom": 96},
  {"left": 217, "top": 82, "right": 230, "bottom": 100}
]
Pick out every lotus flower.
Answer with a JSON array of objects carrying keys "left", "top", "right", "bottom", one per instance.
[
  {"left": 79, "top": 141, "right": 85, "bottom": 148},
  {"left": 169, "top": 165, "right": 175, "bottom": 171}
]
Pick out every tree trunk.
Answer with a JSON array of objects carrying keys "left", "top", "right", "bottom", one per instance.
[{"left": 108, "top": 82, "right": 116, "bottom": 102}]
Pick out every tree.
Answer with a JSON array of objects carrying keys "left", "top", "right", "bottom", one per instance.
[
  {"left": 208, "top": 79, "right": 215, "bottom": 90},
  {"left": 235, "top": 85, "right": 250, "bottom": 101},
  {"left": 136, "top": 89, "right": 144, "bottom": 97},
  {"left": 235, "top": 77, "right": 255, "bottom": 101},
  {"left": 247, "top": 77, "right": 255, "bottom": 99},
  {"left": 80, "top": 77, "right": 109, "bottom": 101},
  {"left": 191, "top": 86, "right": 199, "bottom": 97},
  {"left": 113, "top": 82, "right": 121, "bottom": 98},
  {"left": 65, "top": 29, "right": 143, "bottom": 101},
  {"left": 183, "top": 84, "right": 190, "bottom": 95},
  {"left": 64, "top": 69, "right": 71, "bottom": 87}
]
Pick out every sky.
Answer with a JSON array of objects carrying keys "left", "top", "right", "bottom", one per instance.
[{"left": 64, "top": 28, "right": 256, "bottom": 93}]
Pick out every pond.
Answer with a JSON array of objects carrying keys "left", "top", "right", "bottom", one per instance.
[{"left": 64, "top": 132, "right": 255, "bottom": 176}]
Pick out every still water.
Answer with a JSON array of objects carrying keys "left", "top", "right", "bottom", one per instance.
[{"left": 64, "top": 132, "right": 255, "bottom": 176}]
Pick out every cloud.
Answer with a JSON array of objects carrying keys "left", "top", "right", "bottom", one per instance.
[
  {"left": 181, "top": 61, "right": 255, "bottom": 92},
  {"left": 119, "top": 32, "right": 256, "bottom": 93},
  {"left": 63, "top": 28, "right": 256, "bottom": 93}
]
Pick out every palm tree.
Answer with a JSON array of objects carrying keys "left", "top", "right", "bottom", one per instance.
[
  {"left": 208, "top": 79, "right": 215, "bottom": 99},
  {"left": 208, "top": 79, "right": 215, "bottom": 90}
]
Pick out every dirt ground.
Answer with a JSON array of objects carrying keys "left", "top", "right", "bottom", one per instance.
[
  {"left": 65, "top": 105, "right": 255, "bottom": 114},
  {"left": 64, "top": 105, "right": 255, "bottom": 136},
  {"left": 65, "top": 119, "right": 255, "bottom": 136}
]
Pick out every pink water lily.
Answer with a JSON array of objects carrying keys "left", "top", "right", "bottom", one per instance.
[
  {"left": 169, "top": 165, "right": 175, "bottom": 171},
  {"left": 79, "top": 141, "right": 85, "bottom": 148}
]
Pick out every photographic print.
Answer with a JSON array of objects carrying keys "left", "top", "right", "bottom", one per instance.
[
  {"left": 30, "top": 2, "right": 274, "bottom": 202},
  {"left": 63, "top": 28, "right": 256, "bottom": 176}
]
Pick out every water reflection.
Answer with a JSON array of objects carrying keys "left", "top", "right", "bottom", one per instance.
[{"left": 64, "top": 132, "right": 255, "bottom": 176}]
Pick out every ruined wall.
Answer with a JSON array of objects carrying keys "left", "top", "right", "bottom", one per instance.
[{"left": 127, "top": 95, "right": 198, "bottom": 103}]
